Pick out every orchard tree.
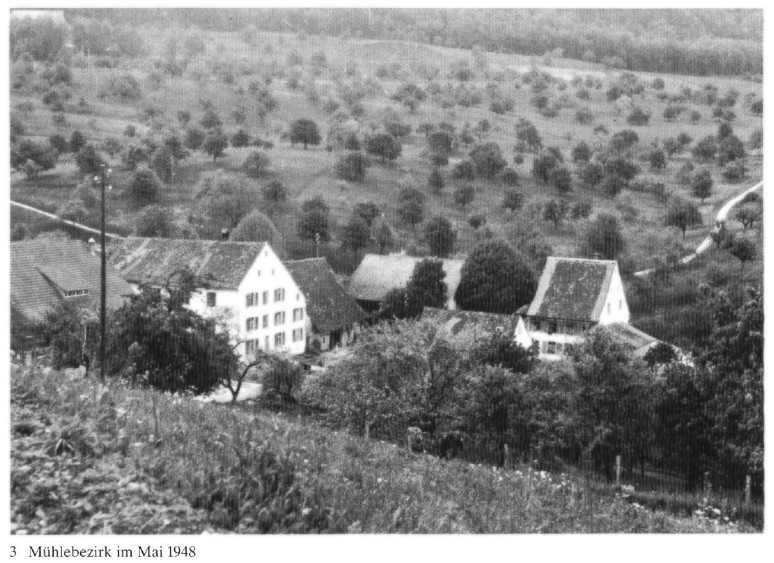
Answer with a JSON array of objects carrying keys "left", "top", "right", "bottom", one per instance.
[
  {"left": 75, "top": 144, "right": 104, "bottom": 175},
  {"left": 69, "top": 130, "right": 87, "bottom": 154},
  {"left": 542, "top": 199, "right": 569, "bottom": 229},
  {"left": 579, "top": 213, "right": 625, "bottom": 259},
  {"left": 230, "top": 128, "right": 250, "bottom": 148},
  {"left": 185, "top": 126, "right": 204, "bottom": 151},
  {"left": 133, "top": 205, "right": 176, "bottom": 238},
  {"left": 551, "top": 166, "right": 572, "bottom": 193},
  {"left": 11, "top": 140, "right": 57, "bottom": 179},
  {"left": 194, "top": 170, "right": 258, "bottom": 230},
  {"left": 734, "top": 202, "right": 761, "bottom": 230},
  {"left": 365, "top": 133, "right": 401, "bottom": 163},
  {"left": 353, "top": 202, "right": 380, "bottom": 226},
  {"left": 242, "top": 150, "right": 271, "bottom": 179},
  {"left": 665, "top": 198, "right": 702, "bottom": 238},
  {"left": 454, "top": 184, "right": 475, "bottom": 212},
  {"left": 454, "top": 239, "right": 536, "bottom": 314},
  {"left": 200, "top": 108, "right": 222, "bottom": 129},
  {"left": 502, "top": 189, "right": 523, "bottom": 212},
  {"left": 692, "top": 135, "right": 717, "bottom": 162},
  {"left": 572, "top": 141, "right": 591, "bottom": 163},
  {"left": 717, "top": 135, "right": 746, "bottom": 166},
  {"left": 469, "top": 142, "right": 507, "bottom": 178},
  {"left": 691, "top": 169, "right": 713, "bottom": 202},
  {"left": 289, "top": 118, "right": 321, "bottom": 149},
  {"left": 336, "top": 151, "right": 368, "bottom": 182},
  {"left": 128, "top": 167, "right": 161, "bottom": 206},
  {"left": 428, "top": 166, "right": 445, "bottom": 193},
  {"left": 649, "top": 149, "right": 666, "bottom": 170},
  {"left": 262, "top": 180, "right": 287, "bottom": 203},
  {"left": 202, "top": 128, "right": 228, "bottom": 162},
  {"left": 230, "top": 209, "right": 280, "bottom": 248},
  {"left": 423, "top": 216, "right": 456, "bottom": 258},
  {"left": 151, "top": 146, "right": 174, "bottom": 183},
  {"left": 397, "top": 188, "right": 425, "bottom": 229},
  {"left": 373, "top": 219, "right": 394, "bottom": 254},
  {"left": 724, "top": 234, "right": 756, "bottom": 270},
  {"left": 340, "top": 215, "right": 371, "bottom": 253},
  {"left": 405, "top": 259, "right": 448, "bottom": 311}
]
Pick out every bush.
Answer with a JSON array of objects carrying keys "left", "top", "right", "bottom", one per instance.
[
  {"left": 100, "top": 74, "right": 142, "bottom": 102},
  {"left": 128, "top": 168, "right": 161, "bottom": 206},
  {"left": 423, "top": 216, "right": 456, "bottom": 258},
  {"left": 230, "top": 129, "right": 250, "bottom": 148},
  {"left": 242, "top": 150, "right": 271, "bottom": 179},
  {"left": 452, "top": 160, "right": 475, "bottom": 181},
  {"left": 502, "top": 190, "right": 523, "bottom": 212}
]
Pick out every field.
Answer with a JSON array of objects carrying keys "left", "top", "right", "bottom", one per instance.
[
  {"left": 11, "top": 362, "right": 756, "bottom": 534},
  {"left": 11, "top": 26, "right": 764, "bottom": 347}
]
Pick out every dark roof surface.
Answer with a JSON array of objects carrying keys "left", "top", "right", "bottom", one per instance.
[
  {"left": 606, "top": 323, "right": 658, "bottom": 353},
  {"left": 527, "top": 257, "right": 616, "bottom": 322},
  {"left": 285, "top": 258, "right": 366, "bottom": 333},
  {"left": 422, "top": 307, "right": 519, "bottom": 337},
  {"left": 348, "top": 254, "right": 464, "bottom": 303},
  {"left": 110, "top": 237, "right": 267, "bottom": 290},
  {"left": 11, "top": 239, "right": 134, "bottom": 324}
]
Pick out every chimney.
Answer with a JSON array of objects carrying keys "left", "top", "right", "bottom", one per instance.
[
  {"left": 87, "top": 237, "right": 97, "bottom": 255},
  {"left": 221, "top": 228, "right": 230, "bottom": 241}
]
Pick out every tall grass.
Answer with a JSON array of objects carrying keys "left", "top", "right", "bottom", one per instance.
[{"left": 11, "top": 364, "right": 756, "bottom": 533}]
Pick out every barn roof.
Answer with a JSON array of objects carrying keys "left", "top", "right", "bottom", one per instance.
[
  {"left": 285, "top": 258, "right": 366, "bottom": 333},
  {"left": 348, "top": 254, "right": 464, "bottom": 304},
  {"left": 11, "top": 239, "right": 133, "bottom": 324},
  {"left": 527, "top": 257, "right": 617, "bottom": 322},
  {"left": 422, "top": 307, "right": 519, "bottom": 337},
  {"left": 109, "top": 237, "right": 267, "bottom": 290}
]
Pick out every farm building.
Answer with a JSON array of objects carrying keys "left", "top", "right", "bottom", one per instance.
[
  {"left": 11, "top": 239, "right": 134, "bottom": 349},
  {"left": 109, "top": 237, "right": 307, "bottom": 358},
  {"left": 285, "top": 257, "right": 367, "bottom": 352},
  {"left": 516, "top": 256, "right": 664, "bottom": 361},
  {"left": 421, "top": 307, "right": 533, "bottom": 350},
  {"left": 348, "top": 253, "right": 464, "bottom": 312}
]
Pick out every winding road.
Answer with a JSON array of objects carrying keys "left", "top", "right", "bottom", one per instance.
[
  {"left": 633, "top": 181, "right": 763, "bottom": 277},
  {"left": 11, "top": 200, "right": 127, "bottom": 240}
]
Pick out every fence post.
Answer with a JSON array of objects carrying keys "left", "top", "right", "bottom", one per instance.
[
  {"left": 503, "top": 444, "right": 510, "bottom": 469},
  {"left": 745, "top": 474, "right": 752, "bottom": 503},
  {"left": 615, "top": 455, "right": 621, "bottom": 487},
  {"left": 704, "top": 471, "right": 712, "bottom": 498}
]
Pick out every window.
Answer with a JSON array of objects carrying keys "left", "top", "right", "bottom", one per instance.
[
  {"left": 607, "top": 303, "right": 611, "bottom": 315},
  {"left": 262, "top": 291, "right": 268, "bottom": 305},
  {"left": 619, "top": 300, "right": 623, "bottom": 310},
  {"left": 274, "top": 288, "right": 285, "bottom": 302},
  {"left": 257, "top": 270, "right": 261, "bottom": 277},
  {"left": 64, "top": 289, "right": 89, "bottom": 297},
  {"left": 292, "top": 328, "right": 304, "bottom": 342},
  {"left": 264, "top": 336, "right": 269, "bottom": 349},
  {"left": 548, "top": 321, "right": 557, "bottom": 335},
  {"left": 541, "top": 321, "right": 549, "bottom": 332},
  {"left": 262, "top": 315, "right": 268, "bottom": 328},
  {"left": 207, "top": 292, "right": 216, "bottom": 307},
  {"left": 246, "top": 339, "right": 260, "bottom": 355},
  {"left": 274, "top": 332, "right": 285, "bottom": 347},
  {"left": 246, "top": 317, "right": 259, "bottom": 332},
  {"left": 246, "top": 292, "right": 259, "bottom": 307},
  {"left": 546, "top": 341, "right": 557, "bottom": 354},
  {"left": 296, "top": 293, "right": 300, "bottom": 301},
  {"left": 274, "top": 311, "right": 285, "bottom": 325},
  {"left": 293, "top": 308, "right": 304, "bottom": 322},
  {"left": 555, "top": 342, "right": 564, "bottom": 355}
]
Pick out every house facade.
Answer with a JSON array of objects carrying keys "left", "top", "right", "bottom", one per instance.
[
  {"left": 11, "top": 239, "right": 134, "bottom": 349},
  {"left": 348, "top": 253, "right": 464, "bottom": 313},
  {"left": 515, "top": 256, "right": 659, "bottom": 361},
  {"left": 285, "top": 258, "right": 367, "bottom": 352},
  {"left": 110, "top": 237, "right": 307, "bottom": 358}
]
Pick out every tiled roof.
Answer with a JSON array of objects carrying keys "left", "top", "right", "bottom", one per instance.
[
  {"left": 527, "top": 257, "right": 616, "bottom": 322},
  {"left": 606, "top": 323, "right": 658, "bottom": 354},
  {"left": 285, "top": 258, "right": 366, "bottom": 334},
  {"left": 422, "top": 307, "right": 519, "bottom": 337},
  {"left": 11, "top": 239, "right": 134, "bottom": 324},
  {"left": 110, "top": 237, "right": 267, "bottom": 290},
  {"left": 348, "top": 254, "right": 464, "bottom": 304}
]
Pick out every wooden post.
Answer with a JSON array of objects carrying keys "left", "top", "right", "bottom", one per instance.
[
  {"left": 615, "top": 455, "right": 622, "bottom": 487},
  {"left": 503, "top": 444, "right": 509, "bottom": 469},
  {"left": 745, "top": 475, "right": 752, "bottom": 503},
  {"left": 364, "top": 419, "right": 369, "bottom": 440},
  {"left": 704, "top": 471, "right": 712, "bottom": 498}
]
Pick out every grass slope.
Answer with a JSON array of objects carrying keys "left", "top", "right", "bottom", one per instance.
[{"left": 11, "top": 363, "right": 752, "bottom": 534}]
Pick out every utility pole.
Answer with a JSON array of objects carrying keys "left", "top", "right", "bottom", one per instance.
[{"left": 94, "top": 164, "right": 111, "bottom": 384}]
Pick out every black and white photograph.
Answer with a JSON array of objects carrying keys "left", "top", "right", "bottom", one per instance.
[{"left": 6, "top": 4, "right": 766, "bottom": 550}]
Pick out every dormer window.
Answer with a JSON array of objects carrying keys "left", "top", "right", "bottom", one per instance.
[
  {"left": 64, "top": 289, "right": 89, "bottom": 297},
  {"left": 207, "top": 292, "right": 216, "bottom": 307},
  {"left": 257, "top": 270, "right": 261, "bottom": 276}
]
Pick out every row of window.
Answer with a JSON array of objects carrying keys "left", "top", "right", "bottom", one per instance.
[
  {"left": 245, "top": 329, "right": 304, "bottom": 353},
  {"left": 245, "top": 289, "right": 287, "bottom": 307},
  {"left": 245, "top": 308, "right": 304, "bottom": 332},
  {"left": 528, "top": 320, "right": 591, "bottom": 335},
  {"left": 537, "top": 340, "right": 575, "bottom": 356}
]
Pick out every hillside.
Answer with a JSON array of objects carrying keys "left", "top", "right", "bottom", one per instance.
[
  {"left": 10, "top": 16, "right": 764, "bottom": 349},
  {"left": 10, "top": 362, "right": 753, "bottom": 534}
]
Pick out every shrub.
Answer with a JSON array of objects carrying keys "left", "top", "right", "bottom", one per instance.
[
  {"left": 452, "top": 160, "right": 475, "bottom": 181},
  {"left": 335, "top": 151, "right": 368, "bottom": 182},
  {"left": 230, "top": 128, "right": 250, "bottom": 148},
  {"left": 242, "top": 150, "right": 271, "bottom": 179},
  {"left": 128, "top": 168, "right": 161, "bottom": 206},
  {"left": 100, "top": 74, "right": 142, "bottom": 101},
  {"left": 502, "top": 190, "right": 523, "bottom": 212},
  {"left": 423, "top": 216, "right": 456, "bottom": 258}
]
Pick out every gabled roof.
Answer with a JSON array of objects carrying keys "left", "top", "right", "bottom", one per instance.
[
  {"left": 348, "top": 254, "right": 464, "bottom": 303},
  {"left": 11, "top": 239, "right": 134, "bottom": 324},
  {"left": 422, "top": 307, "right": 519, "bottom": 337},
  {"left": 527, "top": 257, "right": 617, "bottom": 322},
  {"left": 285, "top": 258, "right": 366, "bottom": 333},
  {"left": 110, "top": 237, "right": 268, "bottom": 290}
]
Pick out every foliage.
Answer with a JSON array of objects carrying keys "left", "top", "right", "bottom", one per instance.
[
  {"left": 41, "top": 300, "right": 99, "bottom": 371},
  {"left": 134, "top": 204, "right": 176, "bottom": 238},
  {"left": 469, "top": 142, "right": 507, "bottom": 178},
  {"left": 692, "top": 135, "right": 717, "bottom": 162},
  {"left": 150, "top": 146, "right": 174, "bottom": 184},
  {"left": 423, "top": 216, "right": 456, "bottom": 258},
  {"left": 366, "top": 133, "right": 401, "bottom": 163},
  {"left": 230, "top": 210, "right": 280, "bottom": 247},
  {"left": 542, "top": 199, "right": 569, "bottom": 228},
  {"left": 340, "top": 216, "right": 371, "bottom": 252},
  {"left": 453, "top": 184, "right": 475, "bottom": 210},
  {"left": 185, "top": 127, "right": 205, "bottom": 151},
  {"left": 127, "top": 168, "right": 161, "bottom": 206},
  {"left": 397, "top": 188, "right": 425, "bottom": 228},
  {"left": 664, "top": 198, "right": 702, "bottom": 238},
  {"left": 289, "top": 118, "right": 321, "bottom": 149},
  {"left": 691, "top": 169, "right": 713, "bottom": 202},
  {"left": 428, "top": 167, "right": 445, "bottom": 192},
  {"left": 194, "top": 170, "right": 258, "bottom": 230},
  {"left": 455, "top": 239, "right": 536, "bottom": 314},
  {"left": 230, "top": 128, "right": 250, "bottom": 148},
  {"left": 242, "top": 150, "right": 271, "bottom": 179},
  {"left": 572, "top": 141, "right": 591, "bottom": 163},
  {"left": 579, "top": 213, "right": 625, "bottom": 259},
  {"left": 406, "top": 259, "right": 448, "bottom": 312},
  {"left": 11, "top": 140, "right": 58, "bottom": 179},
  {"left": 452, "top": 160, "right": 475, "bottom": 181},
  {"left": 297, "top": 199, "right": 330, "bottom": 242},
  {"left": 107, "top": 286, "right": 237, "bottom": 394},
  {"left": 336, "top": 151, "right": 368, "bottom": 182},
  {"left": 202, "top": 128, "right": 228, "bottom": 162},
  {"left": 75, "top": 145, "right": 104, "bottom": 176}
]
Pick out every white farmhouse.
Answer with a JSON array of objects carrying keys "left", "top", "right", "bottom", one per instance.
[
  {"left": 515, "top": 256, "right": 661, "bottom": 361},
  {"left": 110, "top": 237, "right": 307, "bottom": 358}
]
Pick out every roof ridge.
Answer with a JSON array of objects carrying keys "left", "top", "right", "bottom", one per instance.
[{"left": 125, "top": 236, "right": 268, "bottom": 247}]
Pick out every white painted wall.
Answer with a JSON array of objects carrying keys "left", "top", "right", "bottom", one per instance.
[
  {"left": 597, "top": 265, "right": 630, "bottom": 325},
  {"left": 187, "top": 244, "right": 307, "bottom": 358}
]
